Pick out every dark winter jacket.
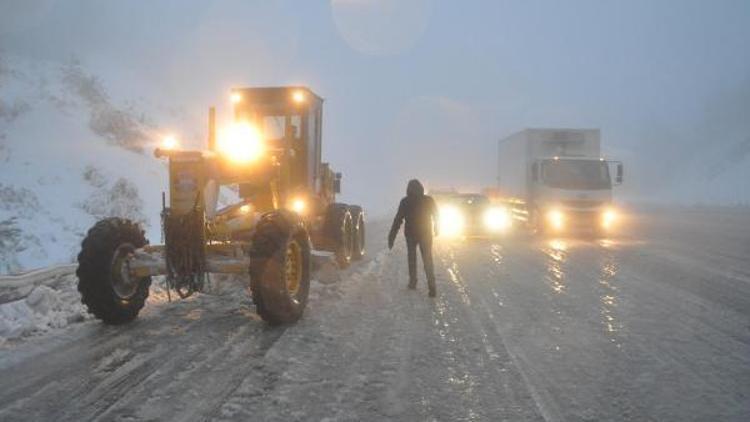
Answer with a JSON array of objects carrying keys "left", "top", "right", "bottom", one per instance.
[{"left": 389, "top": 179, "right": 438, "bottom": 245}]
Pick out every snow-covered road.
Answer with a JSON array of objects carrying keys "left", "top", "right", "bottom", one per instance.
[{"left": 1, "top": 208, "right": 749, "bottom": 421}]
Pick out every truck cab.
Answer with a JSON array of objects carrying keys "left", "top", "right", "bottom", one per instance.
[
  {"left": 531, "top": 156, "right": 622, "bottom": 233},
  {"left": 498, "top": 128, "right": 623, "bottom": 235}
]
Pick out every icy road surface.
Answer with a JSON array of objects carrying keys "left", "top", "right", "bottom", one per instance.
[{"left": 1, "top": 207, "right": 749, "bottom": 421}]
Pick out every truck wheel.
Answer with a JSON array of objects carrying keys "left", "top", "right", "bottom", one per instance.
[
  {"left": 76, "top": 218, "right": 152, "bottom": 325},
  {"left": 349, "top": 205, "right": 365, "bottom": 261},
  {"left": 250, "top": 211, "right": 311, "bottom": 325},
  {"left": 326, "top": 204, "right": 353, "bottom": 269}
]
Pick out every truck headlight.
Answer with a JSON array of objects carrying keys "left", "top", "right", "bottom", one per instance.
[
  {"left": 546, "top": 209, "right": 565, "bottom": 231},
  {"left": 217, "top": 122, "right": 264, "bottom": 164},
  {"left": 484, "top": 207, "right": 511, "bottom": 231},
  {"left": 439, "top": 206, "right": 465, "bottom": 237},
  {"left": 601, "top": 208, "right": 617, "bottom": 229}
]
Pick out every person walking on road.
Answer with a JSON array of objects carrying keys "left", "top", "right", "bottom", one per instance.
[{"left": 388, "top": 179, "right": 439, "bottom": 297}]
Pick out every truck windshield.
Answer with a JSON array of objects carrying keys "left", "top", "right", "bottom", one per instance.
[{"left": 541, "top": 159, "right": 610, "bottom": 190}]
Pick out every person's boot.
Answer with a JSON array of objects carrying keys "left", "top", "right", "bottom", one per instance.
[
  {"left": 408, "top": 280, "right": 417, "bottom": 290},
  {"left": 428, "top": 280, "right": 436, "bottom": 297}
]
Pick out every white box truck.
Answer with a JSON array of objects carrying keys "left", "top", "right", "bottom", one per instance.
[{"left": 497, "top": 128, "right": 623, "bottom": 234}]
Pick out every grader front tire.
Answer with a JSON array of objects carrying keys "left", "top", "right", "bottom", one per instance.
[
  {"left": 76, "top": 218, "right": 151, "bottom": 325},
  {"left": 250, "top": 211, "right": 312, "bottom": 325}
]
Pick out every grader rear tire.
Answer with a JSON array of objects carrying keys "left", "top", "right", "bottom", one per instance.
[
  {"left": 250, "top": 211, "right": 311, "bottom": 325},
  {"left": 76, "top": 218, "right": 151, "bottom": 325},
  {"left": 326, "top": 204, "right": 353, "bottom": 269},
  {"left": 349, "top": 205, "right": 365, "bottom": 261}
]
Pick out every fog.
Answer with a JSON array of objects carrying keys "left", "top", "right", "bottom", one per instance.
[{"left": 2, "top": 0, "right": 749, "bottom": 215}]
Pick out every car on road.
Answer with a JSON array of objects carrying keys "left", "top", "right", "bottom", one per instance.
[{"left": 434, "top": 192, "right": 512, "bottom": 238}]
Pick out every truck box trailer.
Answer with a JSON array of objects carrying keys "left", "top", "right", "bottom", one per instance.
[{"left": 497, "top": 128, "right": 622, "bottom": 235}]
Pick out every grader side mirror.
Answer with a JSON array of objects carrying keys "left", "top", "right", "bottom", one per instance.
[
  {"left": 334, "top": 172, "right": 342, "bottom": 194},
  {"left": 616, "top": 163, "right": 624, "bottom": 184}
]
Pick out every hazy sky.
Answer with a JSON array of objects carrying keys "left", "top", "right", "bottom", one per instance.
[{"left": 2, "top": 0, "right": 749, "bottom": 213}]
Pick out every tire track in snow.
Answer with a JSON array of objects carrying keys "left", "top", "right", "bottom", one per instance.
[{"left": 435, "top": 241, "right": 555, "bottom": 421}]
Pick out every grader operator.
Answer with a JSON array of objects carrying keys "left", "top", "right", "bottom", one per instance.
[{"left": 76, "top": 86, "right": 365, "bottom": 325}]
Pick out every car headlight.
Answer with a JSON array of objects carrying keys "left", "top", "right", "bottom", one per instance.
[
  {"left": 601, "top": 208, "right": 617, "bottom": 229},
  {"left": 217, "top": 122, "right": 264, "bottom": 164},
  {"left": 439, "top": 205, "right": 465, "bottom": 237},
  {"left": 484, "top": 207, "right": 511, "bottom": 231},
  {"left": 546, "top": 209, "right": 565, "bottom": 231}
]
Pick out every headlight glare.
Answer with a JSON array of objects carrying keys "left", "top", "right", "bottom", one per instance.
[
  {"left": 217, "top": 122, "right": 264, "bottom": 164},
  {"left": 484, "top": 207, "right": 511, "bottom": 231},
  {"left": 439, "top": 206, "right": 465, "bottom": 237},
  {"left": 161, "top": 135, "right": 178, "bottom": 150},
  {"left": 291, "top": 198, "right": 306, "bottom": 214},
  {"left": 602, "top": 208, "right": 617, "bottom": 229},
  {"left": 546, "top": 209, "right": 565, "bottom": 231}
]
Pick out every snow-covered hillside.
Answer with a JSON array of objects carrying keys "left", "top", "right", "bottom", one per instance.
[{"left": 0, "top": 56, "right": 189, "bottom": 274}]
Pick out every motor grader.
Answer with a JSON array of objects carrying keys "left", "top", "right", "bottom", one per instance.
[{"left": 76, "top": 86, "right": 365, "bottom": 325}]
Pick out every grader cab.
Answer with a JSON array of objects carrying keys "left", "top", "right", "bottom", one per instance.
[{"left": 76, "top": 86, "right": 364, "bottom": 325}]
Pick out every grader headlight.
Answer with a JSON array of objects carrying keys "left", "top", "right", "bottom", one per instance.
[
  {"left": 161, "top": 135, "right": 178, "bottom": 150},
  {"left": 217, "top": 122, "right": 264, "bottom": 164},
  {"left": 290, "top": 198, "right": 307, "bottom": 215},
  {"left": 291, "top": 90, "right": 306, "bottom": 104}
]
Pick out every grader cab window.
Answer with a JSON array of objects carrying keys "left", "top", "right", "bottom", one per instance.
[{"left": 262, "top": 114, "right": 302, "bottom": 140}]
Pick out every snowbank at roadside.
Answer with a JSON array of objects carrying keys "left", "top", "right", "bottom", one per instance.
[{"left": 0, "top": 276, "right": 89, "bottom": 344}]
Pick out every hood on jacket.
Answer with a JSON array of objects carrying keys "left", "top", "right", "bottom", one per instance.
[{"left": 406, "top": 179, "right": 424, "bottom": 197}]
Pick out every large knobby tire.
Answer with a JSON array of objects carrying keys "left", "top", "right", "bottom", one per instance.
[
  {"left": 325, "top": 204, "right": 353, "bottom": 269},
  {"left": 76, "top": 218, "right": 152, "bottom": 325},
  {"left": 249, "top": 211, "right": 312, "bottom": 325},
  {"left": 349, "top": 205, "right": 365, "bottom": 261}
]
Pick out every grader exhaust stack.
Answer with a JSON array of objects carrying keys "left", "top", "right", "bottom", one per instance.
[
  {"left": 76, "top": 86, "right": 365, "bottom": 325},
  {"left": 208, "top": 106, "right": 216, "bottom": 151}
]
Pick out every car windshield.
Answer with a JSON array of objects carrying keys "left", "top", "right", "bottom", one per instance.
[
  {"left": 541, "top": 159, "right": 611, "bottom": 190},
  {"left": 457, "top": 195, "right": 489, "bottom": 207}
]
